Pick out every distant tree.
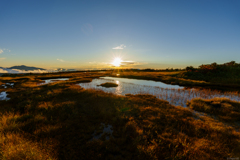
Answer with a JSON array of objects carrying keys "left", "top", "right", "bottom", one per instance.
[
  {"left": 186, "top": 66, "right": 195, "bottom": 72},
  {"left": 224, "top": 61, "right": 236, "bottom": 66},
  {"left": 211, "top": 62, "right": 217, "bottom": 66}
]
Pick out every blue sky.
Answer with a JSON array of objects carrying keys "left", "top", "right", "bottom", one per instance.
[{"left": 0, "top": 0, "right": 240, "bottom": 69}]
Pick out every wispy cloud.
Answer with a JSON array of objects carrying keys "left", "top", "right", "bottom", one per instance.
[
  {"left": 108, "top": 60, "right": 148, "bottom": 68},
  {"left": 0, "top": 58, "right": 6, "bottom": 61},
  {"left": 57, "top": 59, "right": 65, "bottom": 62},
  {"left": 112, "top": 44, "right": 126, "bottom": 49},
  {"left": 3, "top": 48, "right": 11, "bottom": 52},
  {"left": 57, "top": 58, "right": 76, "bottom": 63},
  {"left": 119, "top": 61, "right": 148, "bottom": 67},
  {"left": 0, "top": 48, "right": 11, "bottom": 54}
]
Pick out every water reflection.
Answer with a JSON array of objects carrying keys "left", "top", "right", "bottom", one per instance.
[
  {"left": 101, "top": 77, "right": 183, "bottom": 89},
  {"left": 78, "top": 77, "right": 240, "bottom": 107},
  {"left": 38, "top": 78, "right": 69, "bottom": 85}
]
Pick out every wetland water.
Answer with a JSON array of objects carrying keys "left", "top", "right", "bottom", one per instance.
[
  {"left": 78, "top": 77, "right": 240, "bottom": 107},
  {"left": 39, "top": 78, "right": 69, "bottom": 85},
  {"left": 0, "top": 83, "right": 14, "bottom": 101},
  {"left": 0, "top": 91, "right": 10, "bottom": 101},
  {"left": 1, "top": 83, "right": 14, "bottom": 88}
]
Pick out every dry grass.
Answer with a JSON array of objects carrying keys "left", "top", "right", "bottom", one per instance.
[
  {"left": 187, "top": 98, "right": 240, "bottom": 124},
  {"left": 0, "top": 72, "right": 240, "bottom": 159}
]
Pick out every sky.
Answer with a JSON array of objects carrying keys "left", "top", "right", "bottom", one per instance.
[{"left": 0, "top": 0, "right": 240, "bottom": 70}]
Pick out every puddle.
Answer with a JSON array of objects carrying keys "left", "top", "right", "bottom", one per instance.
[
  {"left": 38, "top": 78, "right": 69, "bottom": 85},
  {"left": 1, "top": 83, "right": 14, "bottom": 88},
  {"left": 102, "top": 77, "right": 183, "bottom": 89},
  {"left": 78, "top": 77, "right": 240, "bottom": 107},
  {"left": 0, "top": 91, "right": 10, "bottom": 101},
  {"left": 1, "top": 85, "right": 7, "bottom": 89},
  {"left": 90, "top": 123, "right": 113, "bottom": 141}
]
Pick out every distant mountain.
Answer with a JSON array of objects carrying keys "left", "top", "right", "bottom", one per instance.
[{"left": 9, "top": 65, "right": 46, "bottom": 71}]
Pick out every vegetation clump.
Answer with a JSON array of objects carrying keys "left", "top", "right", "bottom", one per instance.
[
  {"left": 98, "top": 82, "right": 118, "bottom": 88},
  {"left": 187, "top": 97, "right": 240, "bottom": 123},
  {"left": 182, "top": 61, "right": 240, "bottom": 85},
  {"left": 74, "top": 78, "right": 92, "bottom": 83}
]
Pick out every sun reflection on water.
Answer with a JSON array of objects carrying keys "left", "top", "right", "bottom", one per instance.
[{"left": 78, "top": 78, "right": 240, "bottom": 108}]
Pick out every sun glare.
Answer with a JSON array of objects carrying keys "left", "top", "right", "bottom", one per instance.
[{"left": 111, "top": 57, "right": 122, "bottom": 67}]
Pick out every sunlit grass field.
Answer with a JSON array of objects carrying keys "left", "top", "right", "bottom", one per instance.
[{"left": 1, "top": 71, "right": 240, "bottom": 159}]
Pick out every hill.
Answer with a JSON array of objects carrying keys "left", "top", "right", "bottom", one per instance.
[{"left": 9, "top": 65, "right": 46, "bottom": 71}]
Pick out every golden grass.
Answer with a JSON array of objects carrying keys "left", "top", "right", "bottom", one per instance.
[
  {"left": 0, "top": 113, "right": 56, "bottom": 160},
  {"left": 0, "top": 72, "right": 240, "bottom": 159},
  {"left": 187, "top": 98, "right": 240, "bottom": 125},
  {"left": 0, "top": 133, "right": 56, "bottom": 160}
]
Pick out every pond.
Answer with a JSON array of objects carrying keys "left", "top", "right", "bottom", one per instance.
[
  {"left": 101, "top": 77, "right": 183, "bottom": 89},
  {"left": 0, "top": 91, "right": 10, "bottom": 101},
  {"left": 90, "top": 123, "right": 113, "bottom": 141},
  {"left": 78, "top": 77, "right": 240, "bottom": 107},
  {"left": 1, "top": 83, "right": 14, "bottom": 88},
  {"left": 38, "top": 78, "right": 69, "bottom": 85}
]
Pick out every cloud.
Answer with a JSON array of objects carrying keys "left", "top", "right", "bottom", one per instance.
[
  {"left": 0, "top": 48, "right": 11, "bottom": 53},
  {"left": 57, "top": 59, "right": 65, "bottom": 62},
  {"left": 57, "top": 58, "right": 76, "bottom": 63},
  {"left": 120, "top": 61, "right": 148, "bottom": 67},
  {"left": 108, "top": 60, "right": 148, "bottom": 68},
  {"left": 0, "top": 68, "right": 48, "bottom": 74},
  {"left": 0, "top": 58, "right": 6, "bottom": 61},
  {"left": 3, "top": 48, "right": 11, "bottom": 52},
  {"left": 121, "top": 61, "right": 148, "bottom": 66},
  {"left": 112, "top": 44, "right": 126, "bottom": 49}
]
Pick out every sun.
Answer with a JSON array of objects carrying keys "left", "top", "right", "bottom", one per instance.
[{"left": 111, "top": 57, "right": 122, "bottom": 67}]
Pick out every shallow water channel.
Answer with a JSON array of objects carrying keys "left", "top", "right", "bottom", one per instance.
[
  {"left": 78, "top": 77, "right": 240, "bottom": 107},
  {"left": 39, "top": 78, "right": 69, "bottom": 85}
]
